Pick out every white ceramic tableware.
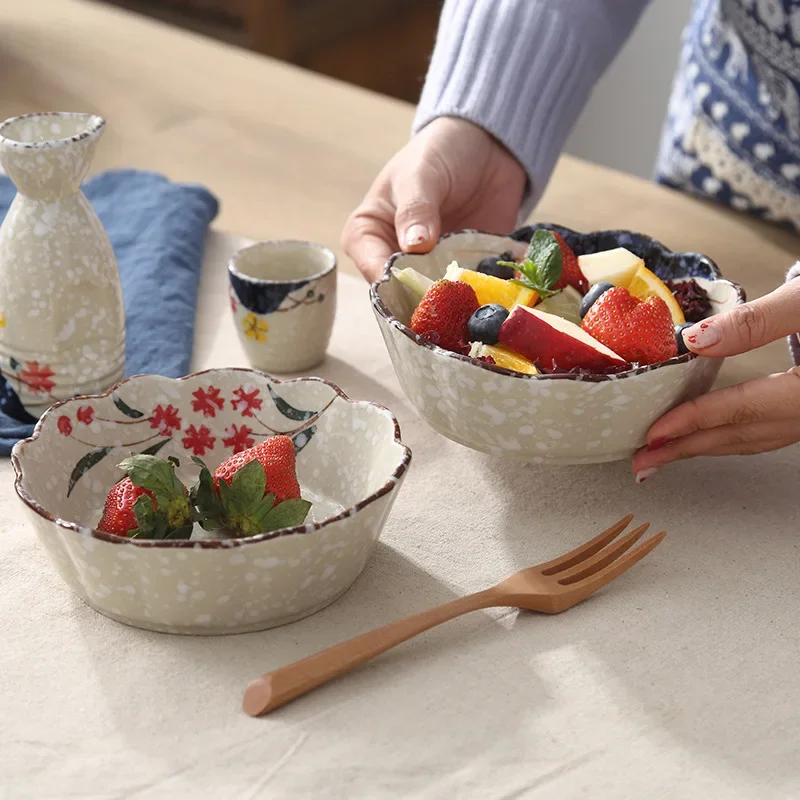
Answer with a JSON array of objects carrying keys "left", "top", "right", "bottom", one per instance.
[
  {"left": 12, "top": 368, "right": 410, "bottom": 634},
  {"left": 229, "top": 240, "right": 336, "bottom": 373}
]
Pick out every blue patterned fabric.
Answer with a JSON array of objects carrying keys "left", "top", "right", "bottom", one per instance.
[
  {"left": 656, "top": 0, "right": 800, "bottom": 230},
  {"left": 0, "top": 170, "right": 219, "bottom": 455}
]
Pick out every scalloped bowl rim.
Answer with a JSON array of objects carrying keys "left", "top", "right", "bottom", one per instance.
[
  {"left": 12, "top": 368, "right": 412, "bottom": 549},
  {"left": 369, "top": 225, "right": 747, "bottom": 384}
]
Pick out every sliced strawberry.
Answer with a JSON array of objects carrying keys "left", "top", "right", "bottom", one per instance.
[
  {"left": 552, "top": 232, "right": 589, "bottom": 295},
  {"left": 581, "top": 286, "right": 677, "bottom": 365}
]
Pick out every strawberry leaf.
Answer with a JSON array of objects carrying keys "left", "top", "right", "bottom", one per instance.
[
  {"left": 258, "top": 498, "right": 312, "bottom": 533},
  {"left": 129, "top": 493, "right": 156, "bottom": 538},
  {"left": 165, "top": 524, "right": 193, "bottom": 540},
  {"left": 190, "top": 456, "right": 222, "bottom": 522},
  {"left": 249, "top": 493, "right": 277, "bottom": 530},
  {"left": 119, "top": 454, "right": 184, "bottom": 510},
  {"left": 217, "top": 476, "right": 236, "bottom": 517},
  {"left": 230, "top": 458, "right": 267, "bottom": 510}
]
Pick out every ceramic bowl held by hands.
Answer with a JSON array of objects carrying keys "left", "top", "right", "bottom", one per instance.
[
  {"left": 371, "top": 225, "right": 745, "bottom": 465},
  {"left": 12, "top": 369, "right": 410, "bottom": 634}
]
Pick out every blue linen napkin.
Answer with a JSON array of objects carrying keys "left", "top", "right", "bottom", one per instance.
[{"left": 0, "top": 169, "right": 219, "bottom": 455}]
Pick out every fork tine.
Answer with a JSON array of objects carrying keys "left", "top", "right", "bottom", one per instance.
[
  {"left": 562, "top": 531, "right": 666, "bottom": 595},
  {"left": 556, "top": 523, "right": 650, "bottom": 585},
  {"left": 540, "top": 514, "right": 634, "bottom": 576}
]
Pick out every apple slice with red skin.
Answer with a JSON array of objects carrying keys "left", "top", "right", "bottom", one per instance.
[{"left": 498, "top": 305, "right": 627, "bottom": 373}]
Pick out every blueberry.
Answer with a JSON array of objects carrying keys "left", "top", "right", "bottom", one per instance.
[
  {"left": 476, "top": 252, "right": 515, "bottom": 280},
  {"left": 579, "top": 282, "right": 614, "bottom": 318},
  {"left": 468, "top": 304, "right": 509, "bottom": 345},
  {"left": 675, "top": 322, "right": 694, "bottom": 355}
]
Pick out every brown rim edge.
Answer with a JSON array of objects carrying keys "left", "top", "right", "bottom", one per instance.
[
  {"left": 11, "top": 368, "right": 412, "bottom": 549},
  {"left": 368, "top": 226, "right": 747, "bottom": 384}
]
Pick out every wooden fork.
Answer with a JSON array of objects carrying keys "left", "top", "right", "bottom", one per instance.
[{"left": 243, "top": 515, "right": 665, "bottom": 717}]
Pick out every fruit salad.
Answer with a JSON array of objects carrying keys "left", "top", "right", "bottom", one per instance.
[
  {"left": 96, "top": 435, "right": 312, "bottom": 540},
  {"left": 394, "top": 229, "right": 713, "bottom": 376}
]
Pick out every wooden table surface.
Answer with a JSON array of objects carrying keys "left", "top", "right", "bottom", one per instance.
[
  {"left": 0, "top": 0, "right": 796, "bottom": 389},
  {"left": 3, "top": 3, "right": 800, "bottom": 798}
]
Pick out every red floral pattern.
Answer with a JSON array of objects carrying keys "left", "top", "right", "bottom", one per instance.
[
  {"left": 150, "top": 404, "right": 182, "bottom": 436},
  {"left": 57, "top": 416, "right": 72, "bottom": 436},
  {"left": 181, "top": 424, "right": 216, "bottom": 456},
  {"left": 222, "top": 423, "right": 254, "bottom": 453},
  {"left": 229, "top": 288, "right": 238, "bottom": 314},
  {"left": 231, "top": 386, "right": 263, "bottom": 418},
  {"left": 191, "top": 386, "right": 225, "bottom": 418},
  {"left": 76, "top": 406, "right": 95, "bottom": 425},
  {"left": 20, "top": 361, "right": 55, "bottom": 394}
]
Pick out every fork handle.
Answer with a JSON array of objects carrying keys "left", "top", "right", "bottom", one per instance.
[{"left": 242, "top": 588, "right": 500, "bottom": 716}]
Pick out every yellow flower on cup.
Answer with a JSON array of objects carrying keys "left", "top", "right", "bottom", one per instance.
[{"left": 242, "top": 312, "right": 268, "bottom": 343}]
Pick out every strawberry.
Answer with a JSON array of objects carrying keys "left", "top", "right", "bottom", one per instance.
[
  {"left": 213, "top": 435, "right": 300, "bottom": 503},
  {"left": 552, "top": 232, "right": 589, "bottom": 295},
  {"left": 192, "top": 435, "right": 311, "bottom": 538},
  {"left": 97, "top": 479, "right": 155, "bottom": 537},
  {"left": 97, "top": 455, "right": 193, "bottom": 539},
  {"left": 581, "top": 286, "right": 677, "bottom": 365},
  {"left": 409, "top": 279, "right": 479, "bottom": 354}
]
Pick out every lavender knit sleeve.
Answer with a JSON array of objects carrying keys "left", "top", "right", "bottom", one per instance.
[
  {"left": 413, "top": 0, "right": 652, "bottom": 218},
  {"left": 787, "top": 263, "right": 800, "bottom": 365}
]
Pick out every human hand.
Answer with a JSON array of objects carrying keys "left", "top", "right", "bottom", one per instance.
[
  {"left": 632, "top": 279, "right": 800, "bottom": 482},
  {"left": 341, "top": 116, "right": 526, "bottom": 282}
]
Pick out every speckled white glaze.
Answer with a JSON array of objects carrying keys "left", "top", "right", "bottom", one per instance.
[
  {"left": 0, "top": 112, "right": 125, "bottom": 417},
  {"left": 229, "top": 241, "right": 336, "bottom": 373},
  {"left": 12, "top": 369, "right": 410, "bottom": 635},
  {"left": 371, "top": 230, "right": 745, "bottom": 465}
]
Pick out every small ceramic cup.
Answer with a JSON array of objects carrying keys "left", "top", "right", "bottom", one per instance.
[{"left": 229, "top": 240, "right": 337, "bottom": 373}]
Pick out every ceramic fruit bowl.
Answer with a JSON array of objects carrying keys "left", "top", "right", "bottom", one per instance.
[
  {"left": 12, "top": 369, "right": 411, "bottom": 634},
  {"left": 370, "top": 224, "right": 745, "bottom": 465}
]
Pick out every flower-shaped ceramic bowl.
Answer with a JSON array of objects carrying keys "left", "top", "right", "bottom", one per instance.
[
  {"left": 12, "top": 369, "right": 411, "bottom": 634},
  {"left": 370, "top": 224, "right": 745, "bottom": 465}
]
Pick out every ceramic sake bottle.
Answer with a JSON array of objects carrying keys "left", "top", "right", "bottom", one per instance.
[{"left": 0, "top": 112, "right": 126, "bottom": 417}]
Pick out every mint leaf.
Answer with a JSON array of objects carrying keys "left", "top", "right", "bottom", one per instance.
[
  {"left": 258, "top": 498, "right": 312, "bottom": 534},
  {"left": 230, "top": 459, "right": 267, "bottom": 510},
  {"left": 529, "top": 229, "right": 562, "bottom": 289}
]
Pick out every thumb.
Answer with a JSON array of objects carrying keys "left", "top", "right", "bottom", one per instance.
[
  {"left": 683, "top": 278, "right": 800, "bottom": 357},
  {"left": 392, "top": 167, "right": 443, "bottom": 254}
]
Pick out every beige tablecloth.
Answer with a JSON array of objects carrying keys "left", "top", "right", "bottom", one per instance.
[{"left": 2, "top": 233, "right": 799, "bottom": 799}]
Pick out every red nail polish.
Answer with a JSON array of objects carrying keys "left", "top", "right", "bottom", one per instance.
[
  {"left": 687, "top": 335, "right": 697, "bottom": 344},
  {"left": 647, "top": 436, "right": 675, "bottom": 451}
]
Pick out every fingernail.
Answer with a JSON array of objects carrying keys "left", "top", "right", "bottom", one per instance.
[
  {"left": 683, "top": 320, "right": 720, "bottom": 350},
  {"left": 647, "top": 436, "right": 675, "bottom": 451},
  {"left": 635, "top": 467, "right": 659, "bottom": 484},
  {"left": 404, "top": 224, "right": 429, "bottom": 248}
]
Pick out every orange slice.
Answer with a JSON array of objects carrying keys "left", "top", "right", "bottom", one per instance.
[
  {"left": 445, "top": 263, "right": 537, "bottom": 309},
  {"left": 469, "top": 343, "right": 538, "bottom": 374},
  {"left": 627, "top": 266, "right": 685, "bottom": 324}
]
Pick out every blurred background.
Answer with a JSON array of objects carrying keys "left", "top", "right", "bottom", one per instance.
[{"left": 100, "top": 0, "right": 692, "bottom": 180}]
